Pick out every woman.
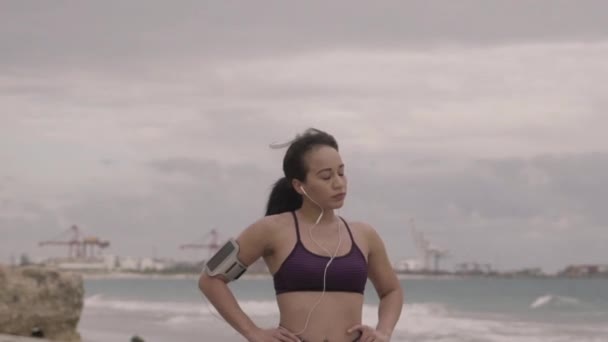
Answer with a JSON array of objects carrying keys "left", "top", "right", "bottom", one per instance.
[{"left": 199, "top": 128, "right": 403, "bottom": 342}]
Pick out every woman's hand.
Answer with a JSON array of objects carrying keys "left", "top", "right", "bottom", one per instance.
[
  {"left": 347, "top": 324, "right": 390, "bottom": 342},
  {"left": 246, "top": 326, "right": 301, "bottom": 342}
]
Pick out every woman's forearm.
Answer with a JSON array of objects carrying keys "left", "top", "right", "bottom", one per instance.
[
  {"left": 199, "top": 275, "right": 259, "bottom": 339},
  {"left": 375, "top": 287, "right": 404, "bottom": 337}
]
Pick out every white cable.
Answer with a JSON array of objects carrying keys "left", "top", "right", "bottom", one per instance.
[
  {"left": 292, "top": 194, "right": 342, "bottom": 338},
  {"left": 293, "top": 217, "right": 341, "bottom": 337}
]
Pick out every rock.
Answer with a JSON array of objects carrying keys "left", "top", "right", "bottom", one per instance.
[{"left": 0, "top": 266, "right": 83, "bottom": 341}]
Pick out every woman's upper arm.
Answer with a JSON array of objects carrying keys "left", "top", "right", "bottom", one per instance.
[
  {"left": 235, "top": 218, "right": 273, "bottom": 266},
  {"left": 364, "top": 223, "right": 401, "bottom": 297}
]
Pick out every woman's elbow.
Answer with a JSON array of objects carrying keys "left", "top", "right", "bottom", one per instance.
[
  {"left": 396, "top": 285, "right": 404, "bottom": 302},
  {"left": 198, "top": 272, "right": 226, "bottom": 294},
  {"left": 382, "top": 283, "right": 404, "bottom": 302},
  {"left": 198, "top": 272, "right": 214, "bottom": 293}
]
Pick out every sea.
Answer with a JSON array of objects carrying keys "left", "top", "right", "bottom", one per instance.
[{"left": 78, "top": 275, "right": 608, "bottom": 342}]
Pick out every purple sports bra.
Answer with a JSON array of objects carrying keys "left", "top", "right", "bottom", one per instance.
[{"left": 273, "top": 212, "right": 368, "bottom": 295}]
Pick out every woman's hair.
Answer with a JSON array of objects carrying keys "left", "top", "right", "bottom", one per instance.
[{"left": 265, "top": 128, "right": 339, "bottom": 216}]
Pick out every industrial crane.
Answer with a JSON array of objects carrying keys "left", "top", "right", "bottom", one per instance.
[
  {"left": 410, "top": 218, "right": 449, "bottom": 272},
  {"left": 179, "top": 229, "right": 221, "bottom": 258},
  {"left": 39, "top": 225, "right": 110, "bottom": 259}
]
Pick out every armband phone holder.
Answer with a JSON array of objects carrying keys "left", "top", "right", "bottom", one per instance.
[{"left": 204, "top": 238, "right": 247, "bottom": 281}]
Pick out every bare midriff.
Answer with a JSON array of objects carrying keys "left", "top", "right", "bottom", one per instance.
[{"left": 277, "top": 291, "right": 364, "bottom": 342}]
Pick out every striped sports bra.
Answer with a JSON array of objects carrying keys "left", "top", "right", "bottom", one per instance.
[{"left": 273, "top": 212, "right": 368, "bottom": 295}]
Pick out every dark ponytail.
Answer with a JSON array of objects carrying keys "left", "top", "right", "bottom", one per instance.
[
  {"left": 265, "top": 177, "right": 302, "bottom": 216},
  {"left": 264, "top": 128, "right": 338, "bottom": 216}
]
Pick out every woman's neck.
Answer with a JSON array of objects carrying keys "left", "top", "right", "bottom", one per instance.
[{"left": 298, "top": 201, "right": 336, "bottom": 225}]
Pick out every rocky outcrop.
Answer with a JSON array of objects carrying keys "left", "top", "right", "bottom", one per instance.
[{"left": 0, "top": 266, "right": 83, "bottom": 341}]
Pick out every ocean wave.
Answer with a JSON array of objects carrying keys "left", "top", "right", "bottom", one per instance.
[
  {"left": 85, "top": 294, "right": 451, "bottom": 320},
  {"left": 530, "top": 294, "right": 581, "bottom": 309},
  {"left": 85, "top": 297, "right": 452, "bottom": 336},
  {"left": 85, "top": 295, "right": 607, "bottom": 341},
  {"left": 394, "top": 304, "right": 608, "bottom": 342},
  {"left": 164, "top": 315, "right": 209, "bottom": 325},
  {"left": 85, "top": 294, "right": 280, "bottom": 317}
]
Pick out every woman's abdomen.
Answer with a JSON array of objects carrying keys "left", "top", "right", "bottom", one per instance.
[{"left": 277, "top": 292, "right": 364, "bottom": 342}]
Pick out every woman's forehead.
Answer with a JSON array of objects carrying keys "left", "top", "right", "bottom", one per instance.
[{"left": 305, "top": 146, "right": 343, "bottom": 170}]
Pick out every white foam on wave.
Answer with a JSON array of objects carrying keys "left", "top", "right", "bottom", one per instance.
[
  {"left": 86, "top": 294, "right": 204, "bottom": 316},
  {"left": 395, "top": 303, "right": 540, "bottom": 341},
  {"left": 85, "top": 294, "right": 279, "bottom": 317},
  {"left": 395, "top": 301, "right": 608, "bottom": 342},
  {"left": 530, "top": 294, "right": 581, "bottom": 309},
  {"left": 164, "top": 315, "right": 207, "bottom": 325}
]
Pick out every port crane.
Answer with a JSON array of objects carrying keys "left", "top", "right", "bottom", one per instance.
[
  {"left": 410, "top": 218, "right": 449, "bottom": 272},
  {"left": 39, "top": 225, "right": 110, "bottom": 259},
  {"left": 179, "top": 228, "right": 221, "bottom": 258}
]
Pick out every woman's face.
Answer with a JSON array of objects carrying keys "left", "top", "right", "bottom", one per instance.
[{"left": 299, "top": 145, "right": 347, "bottom": 209}]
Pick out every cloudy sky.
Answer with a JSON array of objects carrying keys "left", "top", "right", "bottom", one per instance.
[{"left": 2, "top": 1, "right": 607, "bottom": 272}]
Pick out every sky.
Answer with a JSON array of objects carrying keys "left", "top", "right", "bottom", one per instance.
[{"left": 1, "top": 1, "right": 607, "bottom": 273}]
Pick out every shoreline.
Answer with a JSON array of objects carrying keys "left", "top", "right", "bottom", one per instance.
[
  {"left": 77, "top": 271, "right": 600, "bottom": 281},
  {"left": 80, "top": 272, "right": 456, "bottom": 280}
]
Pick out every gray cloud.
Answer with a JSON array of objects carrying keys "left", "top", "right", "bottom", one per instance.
[
  {"left": 99, "top": 158, "right": 116, "bottom": 166},
  {"left": 349, "top": 151, "right": 608, "bottom": 225},
  {"left": 2, "top": 1, "right": 608, "bottom": 73},
  {"left": 148, "top": 158, "right": 223, "bottom": 178}
]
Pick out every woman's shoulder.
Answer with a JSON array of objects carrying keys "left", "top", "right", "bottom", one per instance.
[
  {"left": 340, "top": 218, "right": 376, "bottom": 233},
  {"left": 247, "top": 211, "right": 294, "bottom": 234},
  {"left": 237, "top": 212, "right": 295, "bottom": 254},
  {"left": 341, "top": 218, "right": 383, "bottom": 242}
]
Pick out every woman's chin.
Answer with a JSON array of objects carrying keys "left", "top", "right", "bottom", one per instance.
[{"left": 329, "top": 201, "right": 345, "bottom": 209}]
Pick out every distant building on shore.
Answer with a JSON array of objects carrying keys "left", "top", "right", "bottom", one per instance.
[
  {"left": 393, "top": 258, "right": 423, "bottom": 273},
  {"left": 558, "top": 264, "right": 608, "bottom": 277},
  {"left": 42, "top": 255, "right": 117, "bottom": 272},
  {"left": 41, "top": 255, "right": 177, "bottom": 273}
]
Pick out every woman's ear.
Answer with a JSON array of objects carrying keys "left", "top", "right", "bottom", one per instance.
[{"left": 291, "top": 179, "right": 304, "bottom": 195}]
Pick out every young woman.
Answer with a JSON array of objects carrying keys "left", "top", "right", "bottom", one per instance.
[{"left": 199, "top": 128, "right": 403, "bottom": 342}]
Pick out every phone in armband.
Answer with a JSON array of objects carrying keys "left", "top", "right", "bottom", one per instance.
[{"left": 204, "top": 238, "right": 247, "bottom": 281}]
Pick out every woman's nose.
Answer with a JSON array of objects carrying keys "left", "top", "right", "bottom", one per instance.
[{"left": 333, "top": 176, "right": 346, "bottom": 189}]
